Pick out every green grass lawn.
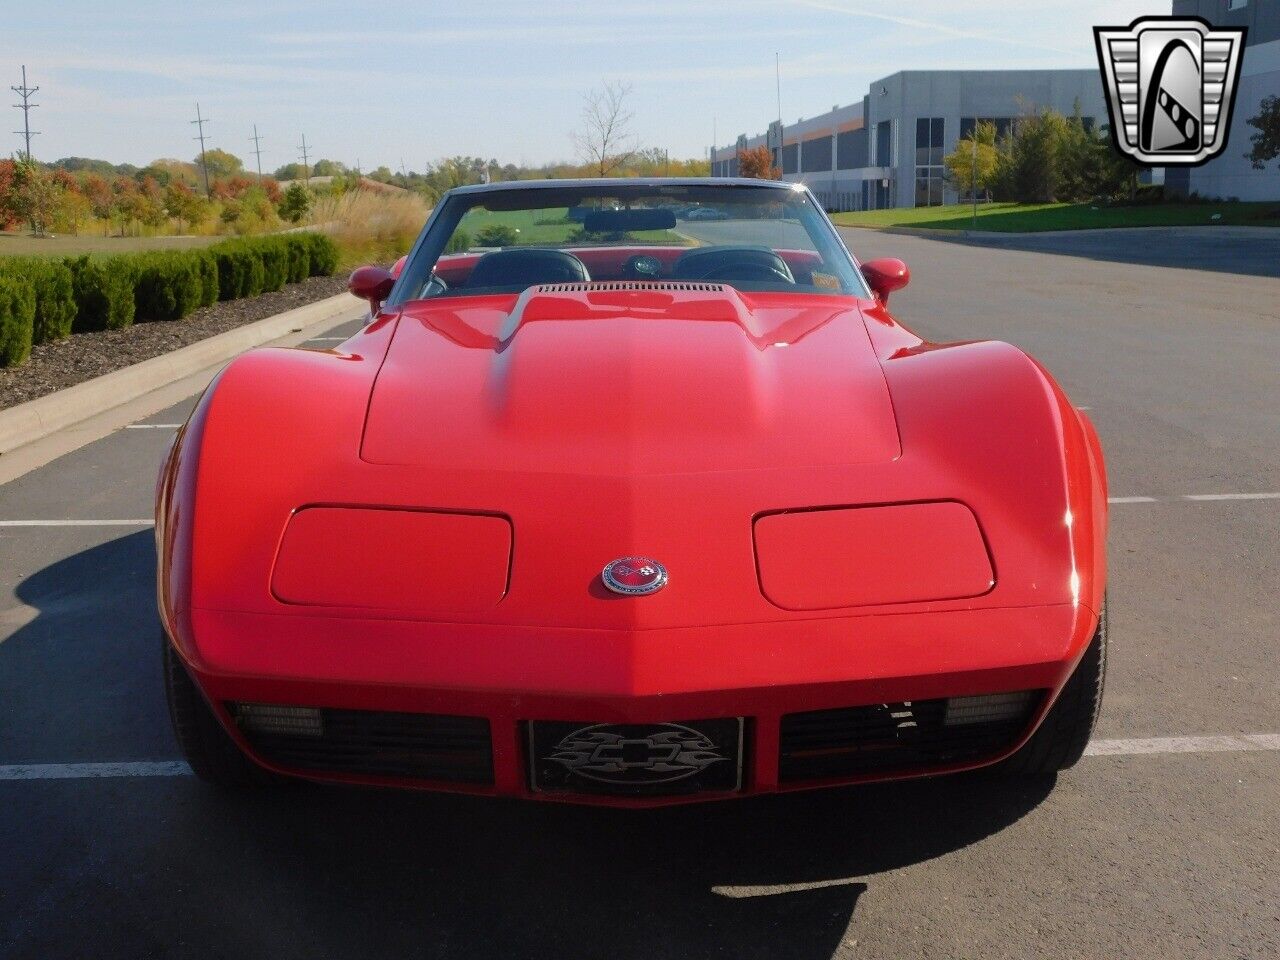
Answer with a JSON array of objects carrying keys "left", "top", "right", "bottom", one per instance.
[
  {"left": 0, "top": 231, "right": 224, "bottom": 258},
  {"left": 830, "top": 201, "right": 1280, "bottom": 233},
  {"left": 457, "top": 207, "right": 689, "bottom": 247}
]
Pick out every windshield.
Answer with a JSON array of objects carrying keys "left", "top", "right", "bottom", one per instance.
[{"left": 390, "top": 183, "right": 870, "bottom": 303}]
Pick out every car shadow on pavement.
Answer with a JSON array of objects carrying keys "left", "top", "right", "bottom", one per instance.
[
  {"left": 3, "top": 531, "right": 1056, "bottom": 960},
  {"left": 919, "top": 227, "right": 1280, "bottom": 278}
]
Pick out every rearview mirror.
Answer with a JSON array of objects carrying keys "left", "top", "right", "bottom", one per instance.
[
  {"left": 860, "top": 258, "right": 910, "bottom": 304},
  {"left": 348, "top": 265, "right": 395, "bottom": 312}
]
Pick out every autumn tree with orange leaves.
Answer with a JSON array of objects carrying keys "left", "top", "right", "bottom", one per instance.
[{"left": 736, "top": 145, "right": 780, "bottom": 180}]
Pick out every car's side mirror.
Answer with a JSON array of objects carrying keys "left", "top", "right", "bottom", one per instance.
[
  {"left": 348, "top": 265, "right": 395, "bottom": 312},
  {"left": 860, "top": 258, "right": 910, "bottom": 304}
]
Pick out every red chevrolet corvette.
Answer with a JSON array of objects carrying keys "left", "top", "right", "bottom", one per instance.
[{"left": 157, "top": 179, "right": 1107, "bottom": 804}]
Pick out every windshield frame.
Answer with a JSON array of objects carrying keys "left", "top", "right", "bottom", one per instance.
[{"left": 386, "top": 181, "right": 872, "bottom": 306}]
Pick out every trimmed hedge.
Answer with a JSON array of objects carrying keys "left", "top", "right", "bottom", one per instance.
[
  {"left": 0, "top": 232, "right": 340, "bottom": 368},
  {"left": 0, "top": 257, "right": 76, "bottom": 344},
  {"left": 0, "top": 275, "right": 36, "bottom": 366},
  {"left": 68, "top": 256, "right": 136, "bottom": 332},
  {"left": 134, "top": 252, "right": 205, "bottom": 322}
]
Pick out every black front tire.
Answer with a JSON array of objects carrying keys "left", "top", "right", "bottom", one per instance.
[
  {"left": 162, "top": 634, "right": 280, "bottom": 787},
  {"left": 1001, "top": 601, "right": 1108, "bottom": 776}
]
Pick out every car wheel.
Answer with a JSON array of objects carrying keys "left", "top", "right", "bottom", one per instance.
[
  {"left": 1000, "top": 600, "right": 1108, "bottom": 776},
  {"left": 162, "top": 634, "right": 281, "bottom": 787}
]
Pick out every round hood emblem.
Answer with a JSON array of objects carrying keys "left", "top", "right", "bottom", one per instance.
[{"left": 601, "top": 557, "right": 668, "bottom": 596}]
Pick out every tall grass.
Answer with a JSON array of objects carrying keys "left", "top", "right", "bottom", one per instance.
[{"left": 309, "top": 188, "right": 430, "bottom": 268}]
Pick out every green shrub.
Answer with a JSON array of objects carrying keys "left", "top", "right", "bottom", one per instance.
[
  {"left": 133, "top": 252, "right": 205, "bottom": 322},
  {"left": 0, "top": 257, "right": 76, "bottom": 344},
  {"left": 301, "top": 232, "right": 339, "bottom": 276},
  {"left": 243, "top": 246, "right": 266, "bottom": 297},
  {"left": 475, "top": 224, "right": 519, "bottom": 247},
  {"left": 444, "top": 229, "right": 471, "bottom": 254},
  {"left": 258, "top": 238, "right": 289, "bottom": 293},
  {"left": 283, "top": 236, "right": 310, "bottom": 283},
  {"left": 194, "top": 250, "right": 219, "bottom": 307},
  {"left": 0, "top": 275, "right": 36, "bottom": 367},
  {"left": 210, "top": 243, "right": 253, "bottom": 300},
  {"left": 67, "top": 256, "right": 135, "bottom": 332}
]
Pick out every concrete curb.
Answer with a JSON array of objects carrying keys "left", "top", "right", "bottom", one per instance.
[{"left": 0, "top": 292, "right": 362, "bottom": 458}]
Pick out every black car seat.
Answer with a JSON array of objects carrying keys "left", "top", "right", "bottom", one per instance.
[{"left": 466, "top": 248, "right": 590, "bottom": 288}]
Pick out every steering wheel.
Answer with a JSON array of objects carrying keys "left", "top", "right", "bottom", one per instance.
[
  {"left": 673, "top": 247, "right": 796, "bottom": 285},
  {"left": 700, "top": 261, "right": 794, "bottom": 284}
]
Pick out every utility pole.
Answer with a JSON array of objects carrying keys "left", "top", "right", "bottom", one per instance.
[
  {"left": 249, "top": 124, "right": 265, "bottom": 179},
  {"left": 191, "top": 103, "right": 212, "bottom": 196},
  {"left": 298, "top": 133, "right": 311, "bottom": 184},
  {"left": 10, "top": 65, "right": 39, "bottom": 162}
]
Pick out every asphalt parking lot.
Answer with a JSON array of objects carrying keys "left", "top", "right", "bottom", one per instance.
[{"left": 2, "top": 230, "right": 1278, "bottom": 959}]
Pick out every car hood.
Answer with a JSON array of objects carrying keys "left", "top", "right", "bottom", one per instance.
[{"left": 360, "top": 284, "right": 900, "bottom": 475}]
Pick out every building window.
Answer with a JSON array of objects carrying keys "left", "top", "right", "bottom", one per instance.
[
  {"left": 801, "top": 135, "right": 832, "bottom": 173},
  {"left": 781, "top": 143, "right": 799, "bottom": 175},
  {"left": 875, "top": 120, "right": 892, "bottom": 167},
  {"left": 960, "top": 116, "right": 1017, "bottom": 143},
  {"left": 914, "top": 117, "right": 945, "bottom": 206}
]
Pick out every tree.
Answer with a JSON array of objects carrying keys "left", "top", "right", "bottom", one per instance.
[
  {"left": 9, "top": 158, "right": 61, "bottom": 235},
  {"left": 570, "top": 81, "right": 638, "bottom": 177},
  {"left": 311, "top": 159, "right": 346, "bottom": 177},
  {"left": 197, "top": 148, "right": 244, "bottom": 180},
  {"left": 165, "top": 180, "right": 207, "bottom": 232},
  {"left": 737, "top": 145, "right": 779, "bottom": 180},
  {"left": 81, "top": 173, "right": 115, "bottom": 234},
  {"left": 944, "top": 121, "right": 999, "bottom": 199},
  {"left": 273, "top": 162, "right": 308, "bottom": 181},
  {"left": 278, "top": 182, "right": 312, "bottom": 223},
  {"left": 1246, "top": 95, "right": 1280, "bottom": 170}
]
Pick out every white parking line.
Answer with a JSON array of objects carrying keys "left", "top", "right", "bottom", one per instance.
[
  {"left": 1084, "top": 734, "right": 1280, "bottom": 756},
  {"left": 0, "top": 761, "right": 191, "bottom": 780},
  {"left": 0, "top": 520, "right": 153, "bottom": 527},
  {"left": 1181, "top": 492, "right": 1280, "bottom": 502},
  {"left": 124, "top": 423, "right": 182, "bottom": 429},
  {"left": 1109, "top": 493, "right": 1280, "bottom": 504},
  {"left": 306, "top": 337, "right": 349, "bottom": 342},
  {"left": 2, "top": 735, "right": 1276, "bottom": 782}
]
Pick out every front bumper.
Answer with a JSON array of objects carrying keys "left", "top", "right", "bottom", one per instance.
[{"left": 183, "top": 601, "right": 1097, "bottom": 805}]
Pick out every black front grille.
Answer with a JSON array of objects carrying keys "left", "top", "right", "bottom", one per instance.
[
  {"left": 779, "top": 691, "right": 1043, "bottom": 782},
  {"left": 232, "top": 703, "right": 493, "bottom": 784}
]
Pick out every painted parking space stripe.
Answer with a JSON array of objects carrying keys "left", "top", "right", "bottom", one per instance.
[
  {"left": 2, "top": 735, "right": 1277, "bottom": 782},
  {"left": 1181, "top": 492, "right": 1280, "bottom": 502},
  {"left": 1084, "top": 734, "right": 1280, "bottom": 756},
  {"left": 0, "top": 761, "right": 192, "bottom": 780},
  {"left": 1108, "top": 493, "right": 1280, "bottom": 504},
  {"left": 0, "top": 519, "right": 153, "bottom": 527},
  {"left": 124, "top": 423, "right": 182, "bottom": 429}
]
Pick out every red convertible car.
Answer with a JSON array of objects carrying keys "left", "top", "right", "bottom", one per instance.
[{"left": 157, "top": 179, "right": 1107, "bottom": 804}]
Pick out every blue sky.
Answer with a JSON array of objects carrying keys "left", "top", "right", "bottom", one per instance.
[{"left": 3, "top": 0, "right": 1154, "bottom": 170}]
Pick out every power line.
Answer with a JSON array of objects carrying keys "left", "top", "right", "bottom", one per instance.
[
  {"left": 298, "top": 133, "right": 311, "bottom": 183},
  {"left": 249, "top": 124, "right": 264, "bottom": 179},
  {"left": 191, "top": 103, "right": 212, "bottom": 196},
  {"left": 10, "top": 65, "right": 40, "bottom": 162}
]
